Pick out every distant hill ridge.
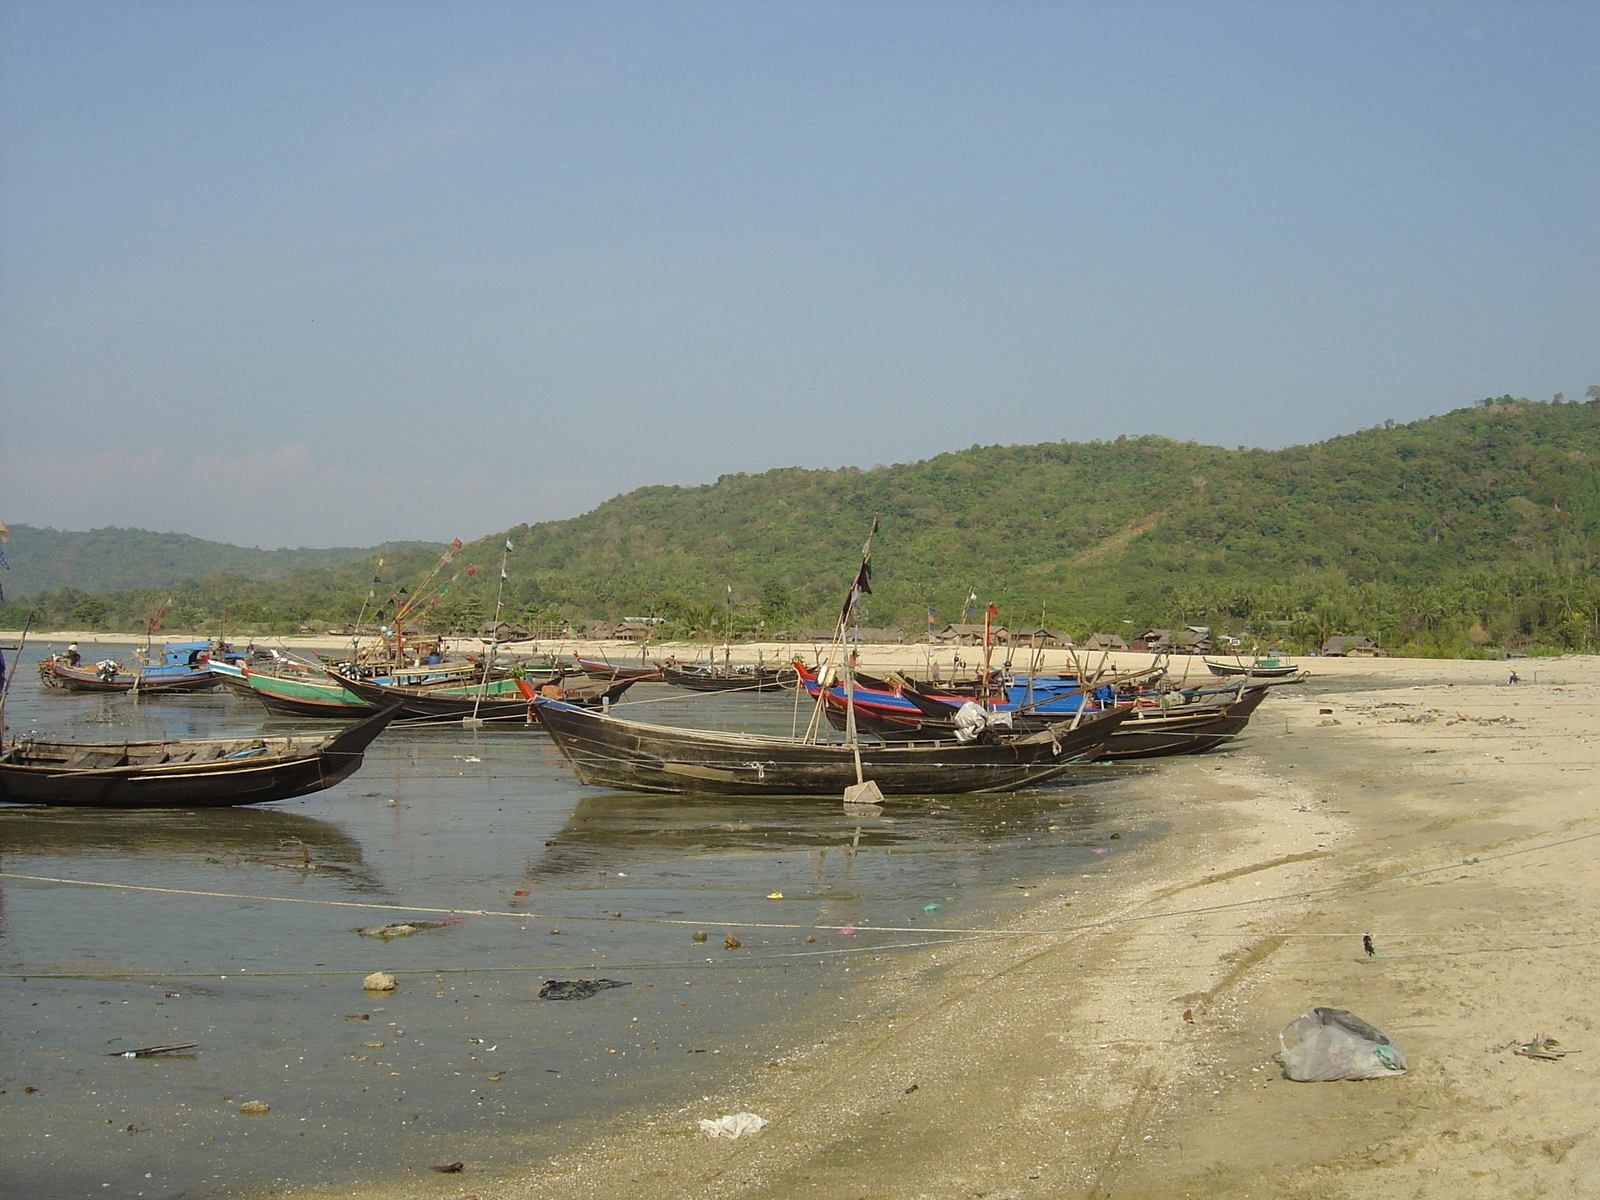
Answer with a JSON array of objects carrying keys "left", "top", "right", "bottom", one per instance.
[
  {"left": 4, "top": 396, "right": 1598, "bottom": 655},
  {"left": 477, "top": 395, "right": 1600, "bottom": 621},
  {"left": 0, "top": 525, "right": 440, "bottom": 599}
]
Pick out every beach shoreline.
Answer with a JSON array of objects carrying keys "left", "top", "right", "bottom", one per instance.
[{"left": 230, "top": 652, "right": 1600, "bottom": 1200}]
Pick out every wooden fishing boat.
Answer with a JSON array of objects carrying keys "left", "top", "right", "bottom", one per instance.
[
  {"left": 816, "top": 670, "right": 1269, "bottom": 760},
  {"left": 657, "top": 663, "right": 794, "bottom": 693},
  {"left": 1204, "top": 657, "right": 1302, "bottom": 679},
  {"left": 209, "top": 660, "right": 373, "bottom": 718},
  {"left": 532, "top": 696, "right": 1127, "bottom": 796},
  {"left": 0, "top": 704, "right": 400, "bottom": 808},
  {"left": 334, "top": 672, "right": 643, "bottom": 722},
  {"left": 37, "top": 640, "right": 220, "bottom": 695},
  {"left": 573, "top": 655, "right": 661, "bottom": 682}
]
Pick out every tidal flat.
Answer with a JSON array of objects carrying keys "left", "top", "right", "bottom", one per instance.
[{"left": 0, "top": 647, "right": 1154, "bottom": 1200}]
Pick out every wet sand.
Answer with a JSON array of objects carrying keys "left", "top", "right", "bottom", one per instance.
[{"left": 265, "top": 652, "right": 1600, "bottom": 1200}]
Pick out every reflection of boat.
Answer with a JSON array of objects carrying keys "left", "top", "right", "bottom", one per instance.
[
  {"left": 0, "top": 803, "right": 378, "bottom": 883},
  {"left": 38, "top": 640, "right": 220, "bottom": 694},
  {"left": 0, "top": 705, "right": 399, "bottom": 808},
  {"left": 533, "top": 696, "right": 1127, "bottom": 796}
]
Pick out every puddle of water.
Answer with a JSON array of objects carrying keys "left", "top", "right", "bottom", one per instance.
[{"left": 1, "top": 645, "right": 1160, "bottom": 1198}]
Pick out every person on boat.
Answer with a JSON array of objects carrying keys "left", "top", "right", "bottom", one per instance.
[{"left": 65, "top": 643, "right": 81, "bottom": 666}]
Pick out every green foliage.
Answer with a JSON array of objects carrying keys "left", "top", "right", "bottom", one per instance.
[
  {"left": 0, "top": 525, "right": 438, "bottom": 599},
  {"left": 5, "top": 396, "right": 1598, "bottom": 656}
]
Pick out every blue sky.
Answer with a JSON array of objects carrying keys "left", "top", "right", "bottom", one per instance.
[{"left": 1, "top": 1, "right": 1595, "bottom": 547}]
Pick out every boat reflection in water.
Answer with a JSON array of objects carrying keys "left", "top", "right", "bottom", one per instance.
[
  {"left": 522, "top": 771, "right": 1127, "bottom": 886},
  {"left": 0, "top": 804, "right": 383, "bottom": 892}
]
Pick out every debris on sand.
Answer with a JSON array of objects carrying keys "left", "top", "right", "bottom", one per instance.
[
  {"left": 353, "top": 918, "right": 461, "bottom": 940},
  {"left": 538, "top": 978, "right": 630, "bottom": 1001}
]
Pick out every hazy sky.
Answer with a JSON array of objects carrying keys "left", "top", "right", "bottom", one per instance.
[{"left": 1, "top": 1, "right": 1595, "bottom": 547}]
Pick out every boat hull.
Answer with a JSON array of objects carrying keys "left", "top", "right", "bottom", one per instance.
[
  {"left": 658, "top": 665, "right": 793, "bottom": 693},
  {"left": 0, "top": 705, "right": 400, "bottom": 808},
  {"left": 334, "top": 674, "right": 534, "bottom": 723},
  {"left": 40, "top": 659, "right": 219, "bottom": 694},
  {"left": 533, "top": 698, "right": 1112, "bottom": 796}
]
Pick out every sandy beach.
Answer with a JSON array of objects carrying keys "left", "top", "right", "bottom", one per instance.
[
  {"left": 174, "top": 649, "right": 1585, "bottom": 1200},
  {"left": 10, "top": 637, "right": 1598, "bottom": 1197}
]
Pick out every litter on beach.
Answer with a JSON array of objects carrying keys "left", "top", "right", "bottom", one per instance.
[
  {"left": 698, "top": 1112, "right": 768, "bottom": 1139},
  {"left": 1279, "top": 1007, "right": 1407, "bottom": 1081},
  {"left": 538, "top": 978, "right": 630, "bottom": 1000}
]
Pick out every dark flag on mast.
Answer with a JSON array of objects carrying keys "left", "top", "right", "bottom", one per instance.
[{"left": 838, "top": 516, "right": 879, "bottom": 627}]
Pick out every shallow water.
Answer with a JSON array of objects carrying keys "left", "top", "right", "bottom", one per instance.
[{"left": 1, "top": 643, "right": 1163, "bottom": 1199}]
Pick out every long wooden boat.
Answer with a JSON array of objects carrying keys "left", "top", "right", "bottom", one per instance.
[
  {"left": 532, "top": 696, "right": 1128, "bottom": 796},
  {"left": 815, "top": 671, "right": 1269, "bottom": 760},
  {"left": 37, "top": 640, "right": 221, "bottom": 695},
  {"left": 0, "top": 704, "right": 400, "bottom": 808},
  {"left": 209, "top": 660, "right": 373, "bottom": 718},
  {"left": 657, "top": 664, "right": 794, "bottom": 693},
  {"left": 334, "top": 673, "right": 642, "bottom": 723},
  {"left": 1204, "top": 658, "right": 1302, "bottom": 679},
  {"left": 573, "top": 655, "right": 661, "bottom": 683}
]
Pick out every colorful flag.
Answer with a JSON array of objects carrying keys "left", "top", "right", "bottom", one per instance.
[
  {"left": 465, "top": 564, "right": 477, "bottom": 576},
  {"left": 987, "top": 603, "right": 998, "bottom": 617},
  {"left": 500, "top": 568, "right": 508, "bottom": 580},
  {"left": 451, "top": 538, "right": 464, "bottom": 551},
  {"left": 0, "top": 548, "right": 8, "bottom": 570},
  {"left": 505, "top": 539, "right": 514, "bottom": 552}
]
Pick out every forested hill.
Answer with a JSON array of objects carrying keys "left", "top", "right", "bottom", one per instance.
[
  {"left": 5, "top": 396, "right": 1599, "bottom": 655},
  {"left": 489, "top": 395, "right": 1599, "bottom": 639},
  {"left": 0, "top": 525, "right": 437, "bottom": 599}
]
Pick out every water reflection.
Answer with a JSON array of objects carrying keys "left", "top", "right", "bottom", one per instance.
[{"left": 0, "top": 805, "right": 381, "bottom": 890}]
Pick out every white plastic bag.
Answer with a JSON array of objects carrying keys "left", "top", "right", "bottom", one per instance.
[
  {"left": 698, "top": 1112, "right": 768, "bottom": 1139},
  {"left": 1279, "top": 1007, "right": 1407, "bottom": 1081}
]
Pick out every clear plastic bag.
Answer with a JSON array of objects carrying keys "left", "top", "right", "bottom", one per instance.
[{"left": 1279, "top": 1007, "right": 1407, "bottom": 1081}]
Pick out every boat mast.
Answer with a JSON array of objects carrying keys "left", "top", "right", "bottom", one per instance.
[
  {"left": 838, "top": 517, "right": 877, "bottom": 786},
  {"left": 0, "top": 615, "right": 32, "bottom": 750},
  {"left": 469, "top": 538, "right": 514, "bottom": 725}
]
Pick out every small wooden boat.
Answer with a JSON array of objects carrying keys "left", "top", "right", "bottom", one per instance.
[
  {"left": 1204, "top": 657, "right": 1302, "bottom": 679},
  {"left": 532, "top": 696, "right": 1127, "bottom": 796},
  {"left": 37, "top": 640, "right": 220, "bottom": 695},
  {"left": 0, "top": 705, "right": 400, "bottom": 808},
  {"left": 573, "top": 655, "right": 661, "bottom": 683}
]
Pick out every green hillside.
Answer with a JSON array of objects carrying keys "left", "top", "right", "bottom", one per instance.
[
  {"left": 0, "top": 525, "right": 438, "bottom": 600},
  {"left": 5, "top": 395, "right": 1598, "bottom": 656}
]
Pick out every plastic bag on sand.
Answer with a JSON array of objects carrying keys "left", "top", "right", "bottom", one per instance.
[
  {"left": 698, "top": 1113, "right": 768, "bottom": 1139},
  {"left": 1279, "top": 1007, "right": 1407, "bottom": 1081}
]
